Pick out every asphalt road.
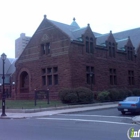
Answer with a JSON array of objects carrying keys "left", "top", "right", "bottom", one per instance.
[{"left": 0, "top": 107, "right": 139, "bottom": 140}]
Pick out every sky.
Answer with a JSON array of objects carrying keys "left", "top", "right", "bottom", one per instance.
[{"left": 0, "top": 0, "right": 140, "bottom": 58}]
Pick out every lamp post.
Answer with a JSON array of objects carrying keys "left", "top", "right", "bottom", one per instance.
[
  {"left": 12, "top": 82, "right": 15, "bottom": 98},
  {"left": 1, "top": 53, "right": 7, "bottom": 116},
  {"left": 90, "top": 72, "right": 93, "bottom": 90}
]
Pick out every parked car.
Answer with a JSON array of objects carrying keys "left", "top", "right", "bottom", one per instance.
[{"left": 117, "top": 96, "right": 140, "bottom": 114}]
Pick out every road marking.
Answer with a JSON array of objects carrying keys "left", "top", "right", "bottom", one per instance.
[
  {"left": 37, "top": 117, "right": 135, "bottom": 125},
  {"left": 58, "top": 114, "right": 132, "bottom": 119}
]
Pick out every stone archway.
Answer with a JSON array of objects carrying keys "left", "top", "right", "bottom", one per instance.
[{"left": 20, "top": 71, "right": 29, "bottom": 93}]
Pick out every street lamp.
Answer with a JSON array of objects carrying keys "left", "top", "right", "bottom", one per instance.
[
  {"left": 12, "top": 82, "right": 15, "bottom": 98},
  {"left": 1, "top": 53, "right": 7, "bottom": 116},
  {"left": 90, "top": 72, "right": 93, "bottom": 90}
]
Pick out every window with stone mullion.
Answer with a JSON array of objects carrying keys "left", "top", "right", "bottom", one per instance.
[
  {"left": 86, "top": 66, "right": 94, "bottom": 84},
  {"left": 109, "top": 68, "right": 117, "bottom": 85},
  {"left": 128, "top": 70, "right": 134, "bottom": 85}
]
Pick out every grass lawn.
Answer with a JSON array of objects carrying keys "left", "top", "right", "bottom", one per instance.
[{"left": 0, "top": 100, "right": 65, "bottom": 109}]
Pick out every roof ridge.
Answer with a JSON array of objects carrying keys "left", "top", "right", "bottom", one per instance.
[
  {"left": 116, "top": 38, "right": 128, "bottom": 42},
  {"left": 72, "top": 27, "right": 87, "bottom": 32},
  {"left": 96, "top": 33, "right": 110, "bottom": 38},
  {"left": 114, "top": 27, "right": 140, "bottom": 34},
  {"left": 49, "top": 19, "right": 71, "bottom": 27}
]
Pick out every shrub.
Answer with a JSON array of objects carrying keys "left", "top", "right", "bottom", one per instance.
[
  {"left": 118, "top": 89, "right": 133, "bottom": 100},
  {"left": 59, "top": 88, "right": 77, "bottom": 104},
  {"left": 97, "top": 91, "right": 110, "bottom": 102},
  {"left": 117, "top": 89, "right": 126, "bottom": 100},
  {"left": 124, "top": 89, "right": 133, "bottom": 97},
  {"left": 59, "top": 87, "right": 94, "bottom": 104},
  {"left": 108, "top": 88, "right": 120, "bottom": 101},
  {"left": 132, "top": 88, "right": 140, "bottom": 96},
  {"left": 63, "top": 92, "right": 78, "bottom": 104},
  {"left": 75, "top": 87, "right": 94, "bottom": 104}
]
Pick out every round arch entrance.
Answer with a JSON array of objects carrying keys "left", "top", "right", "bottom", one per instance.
[{"left": 20, "top": 71, "right": 29, "bottom": 93}]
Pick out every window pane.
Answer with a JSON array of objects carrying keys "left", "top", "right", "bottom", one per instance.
[
  {"left": 87, "top": 74, "right": 90, "bottom": 84},
  {"left": 53, "top": 67, "right": 58, "bottom": 73},
  {"left": 109, "top": 46, "right": 112, "bottom": 57},
  {"left": 129, "top": 77, "right": 131, "bottom": 85},
  {"left": 47, "top": 68, "right": 52, "bottom": 74},
  {"left": 90, "top": 37, "right": 93, "bottom": 41},
  {"left": 47, "top": 75, "right": 52, "bottom": 85},
  {"left": 86, "top": 36, "right": 89, "bottom": 40},
  {"left": 42, "top": 68, "right": 46, "bottom": 74},
  {"left": 54, "top": 75, "right": 58, "bottom": 85},
  {"left": 112, "top": 47, "right": 115, "bottom": 57},
  {"left": 41, "top": 44, "right": 46, "bottom": 54},
  {"left": 86, "top": 41, "right": 89, "bottom": 53},
  {"left": 110, "top": 69, "right": 112, "bottom": 74},
  {"left": 110, "top": 75, "right": 113, "bottom": 85},
  {"left": 132, "top": 77, "right": 134, "bottom": 85},
  {"left": 114, "top": 76, "right": 117, "bottom": 85},
  {"left": 91, "top": 75, "right": 94, "bottom": 84},
  {"left": 90, "top": 42, "right": 93, "bottom": 54},
  {"left": 46, "top": 43, "right": 50, "bottom": 54}
]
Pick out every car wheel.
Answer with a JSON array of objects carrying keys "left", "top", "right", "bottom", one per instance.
[{"left": 121, "top": 111, "right": 125, "bottom": 115}]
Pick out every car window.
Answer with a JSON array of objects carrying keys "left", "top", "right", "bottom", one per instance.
[{"left": 124, "top": 97, "right": 139, "bottom": 102}]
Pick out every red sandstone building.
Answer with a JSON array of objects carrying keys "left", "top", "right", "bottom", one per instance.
[{"left": 3, "top": 15, "right": 140, "bottom": 99}]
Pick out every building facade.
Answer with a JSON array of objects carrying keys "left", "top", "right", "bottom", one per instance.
[
  {"left": 15, "top": 33, "right": 31, "bottom": 58},
  {"left": 13, "top": 15, "right": 140, "bottom": 99}
]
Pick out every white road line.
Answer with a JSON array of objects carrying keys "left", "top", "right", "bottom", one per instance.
[
  {"left": 37, "top": 117, "right": 135, "bottom": 125},
  {"left": 57, "top": 114, "right": 132, "bottom": 119}
]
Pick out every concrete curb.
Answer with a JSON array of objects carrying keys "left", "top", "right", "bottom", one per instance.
[
  {"left": 0, "top": 103, "right": 118, "bottom": 119},
  {"left": 1, "top": 101, "right": 119, "bottom": 113}
]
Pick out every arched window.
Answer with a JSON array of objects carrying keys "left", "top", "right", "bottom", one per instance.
[{"left": 20, "top": 71, "right": 29, "bottom": 93}]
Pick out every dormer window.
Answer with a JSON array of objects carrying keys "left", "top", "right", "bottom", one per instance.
[
  {"left": 127, "top": 47, "right": 133, "bottom": 61},
  {"left": 86, "top": 37, "right": 89, "bottom": 53},
  {"left": 109, "top": 42, "right": 115, "bottom": 57},
  {"left": 41, "top": 42, "right": 50, "bottom": 55},
  {"left": 85, "top": 36, "right": 94, "bottom": 54}
]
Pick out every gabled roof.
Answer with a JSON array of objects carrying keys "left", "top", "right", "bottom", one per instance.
[
  {"left": 49, "top": 19, "right": 101, "bottom": 42},
  {"left": 6, "top": 58, "right": 17, "bottom": 74},
  {"left": 93, "top": 32, "right": 102, "bottom": 37},
  {"left": 96, "top": 33, "right": 109, "bottom": 45},
  {"left": 113, "top": 27, "right": 140, "bottom": 50},
  {"left": 72, "top": 27, "right": 87, "bottom": 41},
  {"left": 0, "top": 58, "right": 17, "bottom": 75},
  {"left": 116, "top": 38, "right": 128, "bottom": 50},
  {"left": 50, "top": 20, "right": 78, "bottom": 40}
]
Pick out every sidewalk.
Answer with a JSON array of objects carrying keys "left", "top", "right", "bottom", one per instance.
[{"left": 0, "top": 102, "right": 118, "bottom": 119}]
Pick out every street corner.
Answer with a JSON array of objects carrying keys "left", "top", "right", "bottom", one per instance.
[
  {"left": 0, "top": 115, "right": 28, "bottom": 119},
  {"left": 132, "top": 116, "right": 140, "bottom": 124},
  {"left": 0, "top": 116, "right": 12, "bottom": 119}
]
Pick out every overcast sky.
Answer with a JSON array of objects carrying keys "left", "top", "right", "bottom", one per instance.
[{"left": 0, "top": 0, "right": 140, "bottom": 58}]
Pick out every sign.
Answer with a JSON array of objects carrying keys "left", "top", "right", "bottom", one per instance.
[
  {"left": 34, "top": 90, "right": 49, "bottom": 106},
  {"left": 127, "top": 127, "right": 140, "bottom": 140}
]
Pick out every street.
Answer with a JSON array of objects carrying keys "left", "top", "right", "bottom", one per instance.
[{"left": 0, "top": 108, "right": 139, "bottom": 140}]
